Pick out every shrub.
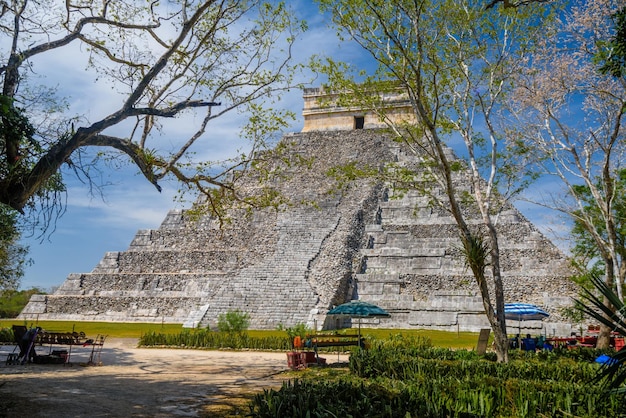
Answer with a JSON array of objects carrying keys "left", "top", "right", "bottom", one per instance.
[
  {"left": 0, "top": 327, "right": 14, "bottom": 343},
  {"left": 250, "top": 343, "right": 626, "bottom": 418},
  {"left": 217, "top": 310, "right": 250, "bottom": 334},
  {"left": 276, "top": 322, "right": 311, "bottom": 348},
  {"left": 138, "top": 329, "right": 291, "bottom": 350}
]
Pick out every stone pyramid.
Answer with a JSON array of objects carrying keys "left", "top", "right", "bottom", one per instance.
[{"left": 20, "top": 90, "right": 579, "bottom": 334}]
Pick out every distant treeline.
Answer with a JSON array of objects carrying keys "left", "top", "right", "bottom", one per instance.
[{"left": 0, "top": 288, "right": 45, "bottom": 318}]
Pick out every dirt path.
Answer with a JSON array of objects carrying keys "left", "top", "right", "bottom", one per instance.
[{"left": 0, "top": 339, "right": 348, "bottom": 417}]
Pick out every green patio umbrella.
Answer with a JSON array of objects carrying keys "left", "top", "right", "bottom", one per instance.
[{"left": 327, "top": 300, "right": 390, "bottom": 342}]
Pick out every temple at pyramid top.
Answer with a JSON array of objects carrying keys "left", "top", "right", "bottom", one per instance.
[{"left": 301, "top": 87, "right": 417, "bottom": 132}]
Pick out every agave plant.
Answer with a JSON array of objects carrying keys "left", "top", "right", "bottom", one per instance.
[{"left": 575, "top": 274, "right": 626, "bottom": 392}]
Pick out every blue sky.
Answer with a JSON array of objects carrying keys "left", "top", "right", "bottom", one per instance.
[{"left": 17, "top": 1, "right": 568, "bottom": 291}]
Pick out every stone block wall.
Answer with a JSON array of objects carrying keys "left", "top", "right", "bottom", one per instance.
[
  {"left": 20, "top": 128, "right": 579, "bottom": 335},
  {"left": 301, "top": 87, "right": 416, "bottom": 132},
  {"left": 350, "top": 155, "right": 577, "bottom": 334}
]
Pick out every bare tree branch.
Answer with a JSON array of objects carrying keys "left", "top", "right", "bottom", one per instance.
[
  {"left": 0, "top": 1, "right": 304, "bottom": 222},
  {"left": 485, "top": 0, "right": 553, "bottom": 10}
]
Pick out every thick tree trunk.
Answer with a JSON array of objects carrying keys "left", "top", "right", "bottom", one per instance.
[
  {"left": 472, "top": 260, "right": 509, "bottom": 362},
  {"left": 596, "top": 262, "right": 618, "bottom": 349},
  {"left": 597, "top": 322, "right": 612, "bottom": 349},
  {"left": 491, "top": 319, "right": 510, "bottom": 363},
  {"left": 487, "top": 230, "right": 509, "bottom": 362}
]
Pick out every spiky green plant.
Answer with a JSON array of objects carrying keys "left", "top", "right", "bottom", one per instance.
[
  {"left": 575, "top": 273, "right": 626, "bottom": 392},
  {"left": 460, "top": 232, "right": 490, "bottom": 275}
]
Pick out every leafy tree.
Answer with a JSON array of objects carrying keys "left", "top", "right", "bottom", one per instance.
[
  {"left": 0, "top": 0, "right": 304, "bottom": 226},
  {"left": 570, "top": 170, "right": 626, "bottom": 291},
  {"left": 511, "top": 0, "right": 625, "bottom": 348},
  {"left": 485, "top": 0, "right": 552, "bottom": 8},
  {"left": 0, "top": 204, "right": 29, "bottom": 291},
  {"left": 277, "top": 322, "right": 310, "bottom": 348},
  {"left": 0, "top": 96, "right": 37, "bottom": 290},
  {"left": 0, "top": 287, "right": 43, "bottom": 318},
  {"left": 315, "top": 0, "right": 552, "bottom": 362},
  {"left": 596, "top": 6, "right": 626, "bottom": 78}
]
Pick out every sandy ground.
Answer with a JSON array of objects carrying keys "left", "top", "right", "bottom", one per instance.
[{"left": 0, "top": 339, "right": 349, "bottom": 417}]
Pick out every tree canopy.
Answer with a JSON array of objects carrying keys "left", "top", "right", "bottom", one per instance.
[
  {"left": 502, "top": 0, "right": 626, "bottom": 348},
  {"left": 0, "top": 204, "right": 29, "bottom": 291},
  {"left": 570, "top": 170, "right": 626, "bottom": 288},
  {"left": 0, "top": 286, "right": 41, "bottom": 317},
  {"left": 0, "top": 0, "right": 305, "bottom": 226},
  {"left": 596, "top": 6, "right": 626, "bottom": 78},
  {"left": 512, "top": 0, "right": 625, "bottom": 299}
]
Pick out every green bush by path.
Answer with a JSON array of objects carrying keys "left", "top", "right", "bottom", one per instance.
[
  {"left": 139, "top": 329, "right": 292, "bottom": 350},
  {"left": 248, "top": 335, "right": 626, "bottom": 418},
  {"left": 350, "top": 345, "right": 599, "bottom": 383},
  {"left": 0, "top": 321, "right": 481, "bottom": 347},
  {"left": 250, "top": 379, "right": 412, "bottom": 418},
  {"left": 0, "top": 326, "right": 13, "bottom": 342},
  {"left": 249, "top": 375, "right": 626, "bottom": 418}
]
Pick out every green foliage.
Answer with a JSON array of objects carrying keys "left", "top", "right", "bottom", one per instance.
[
  {"left": 277, "top": 322, "right": 311, "bottom": 342},
  {"left": 216, "top": 310, "right": 250, "bottom": 334},
  {"left": 0, "top": 94, "right": 66, "bottom": 222},
  {"left": 250, "top": 375, "right": 624, "bottom": 418},
  {"left": 0, "top": 95, "right": 36, "bottom": 175},
  {"left": 596, "top": 7, "right": 626, "bottom": 78},
  {"left": 350, "top": 341, "right": 598, "bottom": 383},
  {"left": 0, "top": 204, "right": 29, "bottom": 290},
  {"left": 459, "top": 232, "right": 490, "bottom": 277},
  {"left": 0, "top": 288, "right": 44, "bottom": 318},
  {"left": 570, "top": 169, "right": 626, "bottom": 287},
  {"left": 249, "top": 336, "right": 626, "bottom": 418},
  {"left": 139, "top": 329, "right": 291, "bottom": 351},
  {"left": 0, "top": 1, "right": 304, "bottom": 228},
  {"left": 139, "top": 328, "right": 482, "bottom": 351},
  {"left": 576, "top": 273, "right": 626, "bottom": 393},
  {"left": 326, "top": 161, "right": 379, "bottom": 192},
  {"left": 561, "top": 305, "right": 585, "bottom": 325},
  {"left": 250, "top": 379, "right": 414, "bottom": 418},
  {"left": 0, "top": 326, "right": 13, "bottom": 342}
]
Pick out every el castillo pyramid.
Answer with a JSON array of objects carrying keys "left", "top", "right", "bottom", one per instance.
[{"left": 20, "top": 88, "right": 579, "bottom": 335}]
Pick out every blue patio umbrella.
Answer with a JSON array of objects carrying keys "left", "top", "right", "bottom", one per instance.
[
  {"left": 504, "top": 303, "right": 550, "bottom": 321},
  {"left": 328, "top": 300, "right": 390, "bottom": 341},
  {"left": 504, "top": 303, "right": 549, "bottom": 335}
]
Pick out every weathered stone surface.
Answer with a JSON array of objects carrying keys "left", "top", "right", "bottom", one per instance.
[{"left": 20, "top": 97, "right": 579, "bottom": 335}]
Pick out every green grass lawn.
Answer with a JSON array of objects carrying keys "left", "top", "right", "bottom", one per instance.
[
  {"left": 0, "top": 320, "right": 184, "bottom": 338},
  {"left": 1, "top": 319, "right": 482, "bottom": 348},
  {"left": 360, "top": 328, "right": 482, "bottom": 349}
]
